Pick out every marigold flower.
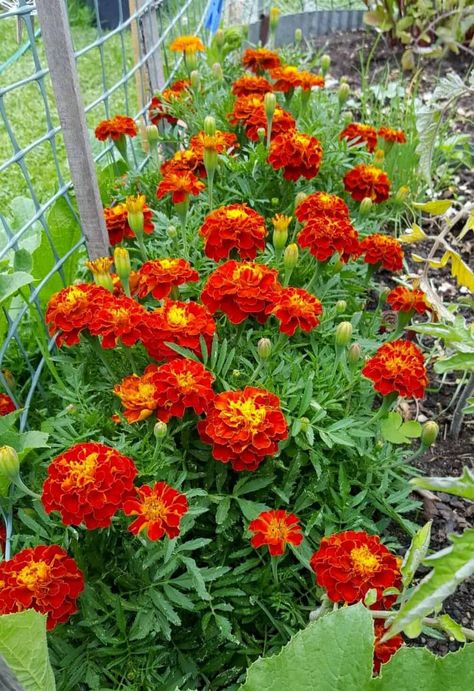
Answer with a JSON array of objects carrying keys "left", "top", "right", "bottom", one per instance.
[
  {"left": 387, "top": 286, "right": 429, "bottom": 314},
  {"left": 228, "top": 94, "right": 265, "bottom": 126},
  {"left": 142, "top": 300, "right": 216, "bottom": 361},
  {"left": 86, "top": 257, "right": 114, "bottom": 277},
  {"left": 295, "top": 191, "right": 349, "bottom": 222},
  {"left": 339, "top": 123, "right": 378, "bottom": 152},
  {"left": 270, "top": 65, "right": 324, "bottom": 92},
  {"left": 161, "top": 149, "right": 205, "bottom": 178},
  {"left": 104, "top": 202, "right": 154, "bottom": 246},
  {"left": 199, "top": 204, "right": 267, "bottom": 261},
  {"left": 45, "top": 283, "right": 112, "bottom": 347},
  {"left": 88, "top": 294, "right": 147, "bottom": 349},
  {"left": 201, "top": 261, "right": 281, "bottom": 324},
  {"left": 95, "top": 115, "right": 138, "bottom": 141},
  {"left": 0, "top": 393, "right": 15, "bottom": 416},
  {"left": 136, "top": 258, "right": 199, "bottom": 300},
  {"left": 297, "top": 216, "right": 359, "bottom": 263},
  {"left": 41, "top": 442, "right": 138, "bottom": 529},
  {"left": 373, "top": 621, "right": 404, "bottom": 674},
  {"left": 232, "top": 75, "right": 273, "bottom": 97},
  {"left": 362, "top": 339, "right": 428, "bottom": 399},
  {"left": 189, "top": 130, "right": 238, "bottom": 158},
  {"left": 170, "top": 35, "right": 205, "bottom": 53},
  {"left": 198, "top": 386, "right": 288, "bottom": 471},
  {"left": 310, "top": 530, "right": 401, "bottom": 604},
  {"left": 124, "top": 482, "right": 188, "bottom": 541},
  {"left": 272, "top": 214, "right": 292, "bottom": 233},
  {"left": 378, "top": 127, "right": 406, "bottom": 144},
  {"left": 268, "top": 130, "right": 323, "bottom": 181},
  {"left": 244, "top": 104, "right": 296, "bottom": 143},
  {"left": 358, "top": 234, "right": 404, "bottom": 272},
  {"left": 148, "top": 80, "right": 191, "bottom": 125},
  {"left": 242, "top": 48, "right": 281, "bottom": 73},
  {"left": 113, "top": 366, "right": 161, "bottom": 423},
  {"left": 0, "top": 545, "right": 84, "bottom": 630},
  {"left": 343, "top": 164, "right": 391, "bottom": 203},
  {"left": 270, "top": 287, "right": 323, "bottom": 336},
  {"left": 249, "top": 509, "right": 303, "bottom": 556},
  {"left": 152, "top": 358, "right": 215, "bottom": 422},
  {"left": 156, "top": 170, "right": 205, "bottom": 204}
]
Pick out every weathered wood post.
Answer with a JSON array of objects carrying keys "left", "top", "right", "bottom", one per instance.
[{"left": 35, "top": 0, "right": 110, "bottom": 259}]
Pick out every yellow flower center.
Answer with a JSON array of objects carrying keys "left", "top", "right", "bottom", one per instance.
[
  {"left": 61, "top": 452, "right": 98, "bottom": 489},
  {"left": 233, "top": 264, "right": 264, "bottom": 281},
  {"left": 225, "top": 397, "right": 266, "bottom": 431},
  {"left": 141, "top": 495, "right": 168, "bottom": 521},
  {"left": 175, "top": 371, "right": 195, "bottom": 391},
  {"left": 109, "top": 307, "right": 130, "bottom": 326},
  {"left": 159, "top": 258, "right": 179, "bottom": 270},
  {"left": 17, "top": 561, "right": 50, "bottom": 590},
  {"left": 167, "top": 305, "right": 189, "bottom": 327},
  {"left": 226, "top": 208, "right": 249, "bottom": 220},
  {"left": 266, "top": 518, "right": 289, "bottom": 540},
  {"left": 64, "top": 287, "right": 86, "bottom": 306},
  {"left": 289, "top": 293, "right": 308, "bottom": 310},
  {"left": 350, "top": 545, "right": 381, "bottom": 576},
  {"left": 272, "top": 214, "right": 292, "bottom": 232},
  {"left": 125, "top": 194, "right": 146, "bottom": 213},
  {"left": 293, "top": 132, "right": 310, "bottom": 146}
]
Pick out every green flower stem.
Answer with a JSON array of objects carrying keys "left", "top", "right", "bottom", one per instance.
[
  {"left": 135, "top": 229, "right": 148, "bottom": 262},
  {"left": 266, "top": 117, "right": 273, "bottom": 149},
  {"left": 271, "top": 556, "right": 280, "bottom": 586},
  {"left": 12, "top": 475, "right": 40, "bottom": 499},
  {"left": 369, "top": 610, "right": 474, "bottom": 642},
  {"left": 369, "top": 392, "right": 398, "bottom": 425},
  {"left": 87, "top": 335, "right": 115, "bottom": 379},
  {"left": 175, "top": 198, "right": 190, "bottom": 257}
]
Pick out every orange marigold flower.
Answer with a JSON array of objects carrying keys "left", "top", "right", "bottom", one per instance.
[
  {"left": 199, "top": 203, "right": 267, "bottom": 261},
  {"left": 270, "top": 65, "right": 325, "bottom": 92},
  {"left": 0, "top": 393, "right": 16, "bottom": 416},
  {"left": 45, "top": 283, "right": 112, "bottom": 347},
  {"left": 343, "top": 164, "right": 391, "bottom": 203},
  {"left": 142, "top": 300, "right": 216, "bottom": 361},
  {"left": 160, "top": 149, "right": 205, "bottom": 178},
  {"left": 310, "top": 530, "right": 401, "bottom": 604},
  {"left": 88, "top": 294, "right": 147, "bottom": 349},
  {"left": 362, "top": 338, "right": 428, "bottom": 399},
  {"left": 201, "top": 261, "right": 281, "bottom": 324},
  {"left": 148, "top": 81, "right": 191, "bottom": 126},
  {"left": 0, "top": 545, "right": 84, "bottom": 630},
  {"left": 387, "top": 286, "right": 429, "bottom": 314},
  {"left": 268, "top": 130, "right": 323, "bottom": 181},
  {"left": 113, "top": 366, "right": 161, "bottom": 423},
  {"left": 378, "top": 127, "right": 406, "bottom": 144},
  {"left": 124, "top": 482, "right": 188, "bottom": 541},
  {"left": 339, "top": 123, "right": 378, "bottom": 153},
  {"left": 156, "top": 170, "right": 205, "bottom": 204},
  {"left": 170, "top": 35, "right": 205, "bottom": 53},
  {"left": 189, "top": 130, "right": 238, "bottom": 157},
  {"left": 41, "top": 442, "right": 138, "bottom": 529},
  {"left": 95, "top": 115, "right": 138, "bottom": 141},
  {"left": 270, "top": 287, "right": 323, "bottom": 336},
  {"left": 249, "top": 509, "right": 303, "bottom": 556},
  {"left": 136, "top": 258, "right": 199, "bottom": 300},
  {"left": 373, "top": 621, "right": 404, "bottom": 674},
  {"left": 104, "top": 202, "right": 154, "bottom": 246},
  {"left": 295, "top": 191, "right": 349, "bottom": 222},
  {"left": 244, "top": 104, "right": 296, "bottom": 142},
  {"left": 358, "top": 234, "right": 404, "bottom": 272},
  {"left": 152, "top": 358, "right": 215, "bottom": 422},
  {"left": 228, "top": 94, "right": 265, "bottom": 125},
  {"left": 198, "top": 386, "right": 288, "bottom": 471},
  {"left": 297, "top": 216, "right": 359, "bottom": 263},
  {"left": 242, "top": 48, "right": 281, "bottom": 74},
  {"left": 232, "top": 75, "right": 273, "bottom": 97}
]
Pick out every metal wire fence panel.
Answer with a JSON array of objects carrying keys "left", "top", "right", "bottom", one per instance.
[
  {"left": 0, "top": 0, "right": 212, "bottom": 427},
  {"left": 241, "top": 0, "right": 365, "bottom": 25}
]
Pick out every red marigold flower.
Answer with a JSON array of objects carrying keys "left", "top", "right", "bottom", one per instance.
[
  {"left": 189, "top": 130, "right": 238, "bottom": 158},
  {"left": 378, "top": 127, "right": 406, "bottom": 144},
  {"left": 373, "top": 620, "right": 404, "bottom": 674},
  {"left": 295, "top": 191, "right": 349, "bottom": 222},
  {"left": 248, "top": 509, "right": 303, "bottom": 556},
  {"left": 199, "top": 204, "right": 267, "bottom": 261},
  {"left": 124, "top": 482, "right": 188, "bottom": 540},
  {"left": 270, "top": 65, "right": 325, "bottom": 92},
  {"left": 104, "top": 202, "right": 154, "bottom": 246},
  {"left": 41, "top": 442, "right": 138, "bottom": 529},
  {"left": 387, "top": 286, "right": 429, "bottom": 314},
  {"left": 198, "top": 386, "right": 288, "bottom": 471},
  {"left": 152, "top": 358, "right": 215, "bottom": 422},
  {"left": 270, "top": 287, "right": 323, "bottom": 336},
  {"left": 339, "top": 123, "right": 378, "bottom": 153},
  {"left": 228, "top": 94, "right": 265, "bottom": 125},
  {"left": 362, "top": 338, "right": 428, "bottom": 399},
  {"left": 358, "top": 234, "right": 404, "bottom": 272},
  {"left": 242, "top": 48, "right": 281, "bottom": 73},
  {"left": 160, "top": 149, "right": 205, "bottom": 178},
  {"left": 297, "top": 216, "right": 359, "bottom": 263},
  {"left": 0, "top": 544, "right": 84, "bottom": 630},
  {"left": 310, "top": 530, "right": 401, "bottom": 604},
  {"left": 136, "top": 258, "right": 199, "bottom": 300},
  {"left": 149, "top": 79, "right": 191, "bottom": 126},
  {"left": 88, "top": 294, "right": 147, "bottom": 349},
  {"left": 113, "top": 366, "right": 161, "bottom": 423},
  {"left": 268, "top": 130, "right": 323, "bottom": 181},
  {"left": 45, "top": 283, "right": 112, "bottom": 347},
  {"left": 232, "top": 75, "right": 273, "bottom": 97},
  {"left": 170, "top": 35, "right": 205, "bottom": 53},
  {"left": 0, "top": 393, "right": 16, "bottom": 416},
  {"left": 343, "top": 164, "right": 391, "bottom": 203},
  {"left": 244, "top": 105, "right": 296, "bottom": 143},
  {"left": 156, "top": 170, "right": 205, "bottom": 204},
  {"left": 142, "top": 300, "right": 216, "bottom": 361},
  {"left": 95, "top": 115, "right": 137, "bottom": 141},
  {"left": 201, "top": 261, "right": 281, "bottom": 324}
]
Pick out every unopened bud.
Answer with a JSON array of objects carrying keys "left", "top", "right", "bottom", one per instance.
[
  {"left": 338, "top": 82, "right": 350, "bottom": 106},
  {"left": 0, "top": 446, "right": 19, "bottom": 482},
  {"left": 212, "top": 62, "right": 224, "bottom": 82},
  {"left": 264, "top": 92, "right": 276, "bottom": 119},
  {"left": 320, "top": 54, "right": 331, "bottom": 76},
  {"left": 258, "top": 338, "right": 272, "bottom": 360},
  {"left": 374, "top": 148, "right": 385, "bottom": 166},
  {"left": 146, "top": 124, "right": 159, "bottom": 144},
  {"left": 113, "top": 247, "right": 131, "bottom": 282},
  {"left": 335, "top": 300, "right": 347, "bottom": 314},
  {"left": 269, "top": 6, "right": 280, "bottom": 32},
  {"left": 294, "top": 28, "right": 302, "bottom": 45},
  {"left": 348, "top": 342, "right": 361, "bottom": 365},
  {"left": 126, "top": 195, "right": 146, "bottom": 236},
  {"left": 421, "top": 421, "right": 439, "bottom": 448},
  {"left": 342, "top": 110, "right": 353, "bottom": 126},
  {"left": 396, "top": 185, "right": 409, "bottom": 202},
  {"left": 154, "top": 421, "right": 167, "bottom": 440},
  {"left": 300, "top": 417, "right": 310, "bottom": 433},
  {"left": 284, "top": 243, "right": 299, "bottom": 270},
  {"left": 360, "top": 197, "right": 373, "bottom": 215},
  {"left": 190, "top": 70, "right": 201, "bottom": 90},
  {"left": 335, "top": 321, "right": 353, "bottom": 347},
  {"left": 167, "top": 224, "right": 178, "bottom": 238},
  {"left": 295, "top": 192, "right": 307, "bottom": 209},
  {"left": 204, "top": 116, "right": 216, "bottom": 136},
  {"left": 184, "top": 47, "right": 198, "bottom": 72},
  {"left": 272, "top": 214, "right": 291, "bottom": 250},
  {"left": 271, "top": 197, "right": 279, "bottom": 206},
  {"left": 257, "top": 127, "right": 266, "bottom": 143},
  {"left": 232, "top": 369, "right": 241, "bottom": 379},
  {"left": 215, "top": 29, "right": 225, "bottom": 47}
]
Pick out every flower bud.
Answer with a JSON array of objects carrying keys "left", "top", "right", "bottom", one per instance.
[
  {"left": 300, "top": 417, "right": 310, "bottom": 433},
  {"left": 85, "top": 257, "right": 114, "bottom": 292},
  {"left": 257, "top": 127, "right": 266, "bottom": 143},
  {"left": 335, "top": 300, "right": 347, "bottom": 314},
  {"left": 0, "top": 446, "right": 19, "bottom": 482},
  {"left": 232, "top": 369, "right": 241, "bottom": 379},
  {"left": 167, "top": 224, "right": 178, "bottom": 238},
  {"left": 146, "top": 124, "right": 159, "bottom": 144},
  {"left": 374, "top": 148, "right": 385, "bottom": 166},
  {"left": 264, "top": 92, "right": 276, "bottom": 120},
  {"left": 320, "top": 54, "right": 331, "bottom": 76},
  {"left": 184, "top": 47, "right": 198, "bottom": 72},
  {"left": 190, "top": 70, "right": 201, "bottom": 90},
  {"left": 154, "top": 421, "right": 167, "bottom": 440},
  {"left": 126, "top": 195, "right": 146, "bottom": 236},
  {"left": 257, "top": 338, "right": 272, "bottom": 360},
  {"left": 2, "top": 370, "right": 15, "bottom": 389},
  {"left": 340, "top": 75, "right": 349, "bottom": 84},
  {"left": 342, "top": 109, "right": 353, "bottom": 125},
  {"left": 335, "top": 321, "right": 353, "bottom": 347},
  {"left": 272, "top": 214, "right": 291, "bottom": 250},
  {"left": 271, "top": 197, "right": 279, "bottom": 206},
  {"left": 295, "top": 192, "right": 307, "bottom": 209},
  {"left": 396, "top": 185, "right": 409, "bottom": 202},
  {"left": 113, "top": 247, "right": 131, "bottom": 282},
  {"left": 269, "top": 6, "right": 280, "bottom": 32},
  {"left": 421, "top": 421, "right": 439, "bottom": 448},
  {"left": 204, "top": 116, "right": 216, "bottom": 136},
  {"left": 338, "top": 82, "right": 350, "bottom": 106},
  {"left": 215, "top": 29, "right": 225, "bottom": 47},
  {"left": 348, "top": 342, "right": 361, "bottom": 365},
  {"left": 360, "top": 197, "right": 373, "bottom": 215},
  {"left": 212, "top": 62, "right": 224, "bottom": 82},
  {"left": 294, "top": 28, "right": 302, "bottom": 45},
  {"left": 284, "top": 243, "right": 299, "bottom": 270}
]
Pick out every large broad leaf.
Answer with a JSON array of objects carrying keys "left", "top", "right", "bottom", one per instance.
[
  {"left": 380, "top": 412, "right": 421, "bottom": 445},
  {"left": 0, "top": 271, "right": 34, "bottom": 305},
  {"left": 0, "top": 610, "right": 56, "bottom": 691},
  {"left": 411, "top": 468, "right": 474, "bottom": 501},
  {"left": 434, "top": 352, "right": 474, "bottom": 373},
  {"left": 240, "top": 604, "right": 374, "bottom": 691},
  {"left": 387, "top": 529, "right": 474, "bottom": 638}
]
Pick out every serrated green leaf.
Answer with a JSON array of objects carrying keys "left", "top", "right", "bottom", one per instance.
[
  {"left": 437, "top": 614, "right": 466, "bottom": 642},
  {"left": 434, "top": 352, "right": 474, "bottom": 373},
  {"left": 402, "top": 521, "right": 432, "bottom": 587},
  {"left": 411, "top": 468, "right": 474, "bottom": 501}
]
